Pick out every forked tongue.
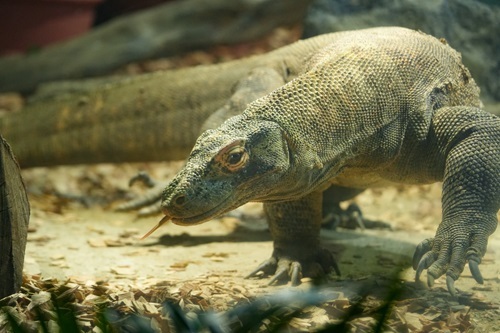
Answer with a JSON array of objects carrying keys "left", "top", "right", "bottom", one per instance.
[{"left": 141, "top": 215, "right": 171, "bottom": 240}]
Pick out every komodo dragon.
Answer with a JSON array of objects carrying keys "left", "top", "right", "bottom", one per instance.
[
  {"left": 1, "top": 27, "right": 498, "bottom": 295},
  {"left": 144, "top": 27, "right": 498, "bottom": 296}
]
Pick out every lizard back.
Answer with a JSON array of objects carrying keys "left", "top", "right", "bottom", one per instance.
[{"left": 243, "top": 27, "right": 482, "bottom": 188}]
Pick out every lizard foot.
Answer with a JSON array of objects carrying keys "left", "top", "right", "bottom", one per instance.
[
  {"left": 115, "top": 171, "right": 166, "bottom": 217},
  {"left": 322, "top": 203, "right": 391, "bottom": 230},
  {"left": 412, "top": 221, "right": 493, "bottom": 297},
  {"left": 246, "top": 248, "right": 340, "bottom": 286}
]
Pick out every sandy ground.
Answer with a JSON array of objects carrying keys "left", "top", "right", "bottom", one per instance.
[{"left": 16, "top": 162, "right": 500, "bottom": 332}]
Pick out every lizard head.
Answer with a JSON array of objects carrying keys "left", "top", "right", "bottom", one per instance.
[{"left": 159, "top": 116, "right": 291, "bottom": 226}]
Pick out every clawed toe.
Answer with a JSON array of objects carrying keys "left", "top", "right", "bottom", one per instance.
[
  {"left": 268, "top": 264, "right": 292, "bottom": 285},
  {"left": 246, "top": 248, "right": 339, "bottom": 286},
  {"left": 289, "top": 262, "right": 302, "bottom": 286},
  {"left": 412, "top": 238, "right": 433, "bottom": 270},
  {"left": 322, "top": 202, "right": 391, "bottom": 230},
  {"left": 246, "top": 257, "right": 302, "bottom": 286},
  {"left": 468, "top": 259, "right": 483, "bottom": 284},
  {"left": 446, "top": 275, "right": 457, "bottom": 297},
  {"left": 413, "top": 233, "right": 490, "bottom": 296},
  {"left": 415, "top": 252, "right": 435, "bottom": 282},
  {"left": 427, "top": 274, "right": 435, "bottom": 287},
  {"left": 245, "top": 257, "right": 277, "bottom": 279},
  {"left": 322, "top": 203, "right": 363, "bottom": 230}
]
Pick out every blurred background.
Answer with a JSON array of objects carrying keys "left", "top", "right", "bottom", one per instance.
[{"left": 0, "top": 0, "right": 497, "bottom": 111}]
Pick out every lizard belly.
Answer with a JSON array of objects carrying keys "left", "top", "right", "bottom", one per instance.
[
  {"left": 330, "top": 167, "right": 397, "bottom": 188},
  {"left": 330, "top": 165, "right": 435, "bottom": 189}
]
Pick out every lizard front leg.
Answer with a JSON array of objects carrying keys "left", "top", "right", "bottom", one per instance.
[
  {"left": 247, "top": 191, "right": 340, "bottom": 285},
  {"left": 413, "top": 107, "right": 499, "bottom": 296}
]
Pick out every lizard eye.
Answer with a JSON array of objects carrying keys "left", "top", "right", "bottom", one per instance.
[
  {"left": 225, "top": 146, "right": 248, "bottom": 171},
  {"left": 215, "top": 140, "right": 249, "bottom": 172},
  {"left": 228, "top": 150, "right": 244, "bottom": 165}
]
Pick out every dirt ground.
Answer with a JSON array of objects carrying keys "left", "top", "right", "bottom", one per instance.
[{"left": 11, "top": 161, "right": 500, "bottom": 332}]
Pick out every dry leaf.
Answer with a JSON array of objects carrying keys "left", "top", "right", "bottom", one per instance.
[
  {"left": 110, "top": 266, "right": 136, "bottom": 276},
  {"left": 104, "top": 238, "right": 125, "bottom": 247},
  {"left": 87, "top": 238, "right": 107, "bottom": 248},
  {"left": 170, "top": 261, "right": 191, "bottom": 270}
]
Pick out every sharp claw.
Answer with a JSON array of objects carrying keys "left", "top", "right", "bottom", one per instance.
[
  {"left": 412, "top": 238, "right": 432, "bottom": 270},
  {"left": 427, "top": 273, "right": 435, "bottom": 287},
  {"left": 412, "top": 251, "right": 421, "bottom": 271},
  {"left": 415, "top": 253, "right": 433, "bottom": 282},
  {"left": 245, "top": 268, "right": 261, "bottom": 279},
  {"left": 268, "top": 267, "right": 288, "bottom": 285},
  {"left": 468, "top": 259, "right": 484, "bottom": 284},
  {"left": 248, "top": 250, "right": 334, "bottom": 286},
  {"left": 290, "top": 262, "right": 302, "bottom": 286},
  {"left": 415, "top": 262, "right": 424, "bottom": 282},
  {"left": 446, "top": 275, "right": 458, "bottom": 297},
  {"left": 245, "top": 258, "right": 276, "bottom": 279}
]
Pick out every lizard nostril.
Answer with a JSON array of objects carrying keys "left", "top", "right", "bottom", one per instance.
[{"left": 174, "top": 194, "right": 186, "bottom": 206}]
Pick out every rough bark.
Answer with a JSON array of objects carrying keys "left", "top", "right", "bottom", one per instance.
[{"left": 0, "top": 137, "right": 30, "bottom": 299}]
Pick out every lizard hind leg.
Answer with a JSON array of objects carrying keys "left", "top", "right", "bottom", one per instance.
[
  {"left": 322, "top": 185, "right": 391, "bottom": 230},
  {"left": 115, "top": 171, "right": 166, "bottom": 217},
  {"left": 247, "top": 191, "right": 340, "bottom": 286}
]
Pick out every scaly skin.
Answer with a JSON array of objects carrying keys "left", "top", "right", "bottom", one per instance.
[{"left": 156, "top": 27, "right": 499, "bottom": 295}]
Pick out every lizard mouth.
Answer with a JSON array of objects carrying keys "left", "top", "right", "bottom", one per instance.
[
  {"left": 141, "top": 206, "right": 226, "bottom": 239},
  {"left": 168, "top": 197, "right": 234, "bottom": 226},
  {"left": 141, "top": 196, "right": 233, "bottom": 239},
  {"left": 142, "top": 194, "right": 246, "bottom": 239}
]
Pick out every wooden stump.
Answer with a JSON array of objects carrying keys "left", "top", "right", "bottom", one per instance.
[{"left": 0, "top": 136, "right": 29, "bottom": 299}]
